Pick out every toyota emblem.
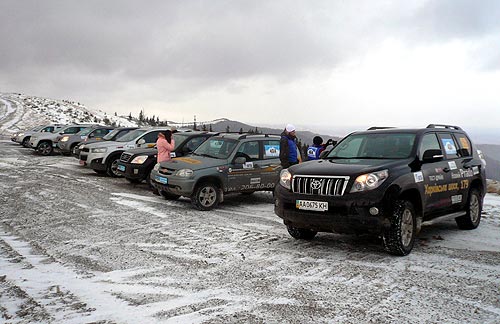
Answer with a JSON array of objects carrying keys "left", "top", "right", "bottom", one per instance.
[{"left": 311, "top": 179, "right": 322, "bottom": 190}]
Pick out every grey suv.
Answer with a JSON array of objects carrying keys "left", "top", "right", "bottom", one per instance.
[
  {"left": 56, "top": 125, "right": 114, "bottom": 155},
  {"left": 150, "top": 133, "right": 282, "bottom": 210}
]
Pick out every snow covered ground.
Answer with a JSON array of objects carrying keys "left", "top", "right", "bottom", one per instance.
[
  {"left": 0, "top": 140, "right": 499, "bottom": 323},
  {"left": 1, "top": 94, "right": 500, "bottom": 323}
]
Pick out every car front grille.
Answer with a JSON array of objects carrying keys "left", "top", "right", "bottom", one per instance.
[
  {"left": 158, "top": 166, "right": 175, "bottom": 176},
  {"left": 292, "top": 175, "right": 350, "bottom": 196},
  {"left": 120, "top": 152, "right": 134, "bottom": 163}
]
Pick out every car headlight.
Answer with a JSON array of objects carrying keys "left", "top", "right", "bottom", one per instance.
[
  {"left": 279, "top": 169, "right": 292, "bottom": 189},
  {"left": 175, "top": 169, "right": 194, "bottom": 177},
  {"left": 131, "top": 155, "right": 148, "bottom": 164},
  {"left": 350, "top": 169, "right": 389, "bottom": 193},
  {"left": 153, "top": 163, "right": 160, "bottom": 171},
  {"left": 91, "top": 147, "right": 108, "bottom": 153},
  {"left": 18, "top": 133, "right": 24, "bottom": 137},
  {"left": 60, "top": 135, "right": 70, "bottom": 142}
]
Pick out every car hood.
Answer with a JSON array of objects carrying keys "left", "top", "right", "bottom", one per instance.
[
  {"left": 124, "top": 147, "right": 157, "bottom": 156},
  {"left": 159, "top": 155, "right": 225, "bottom": 170},
  {"left": 289, "top": 158, "right": 412, "bottom": 176}
]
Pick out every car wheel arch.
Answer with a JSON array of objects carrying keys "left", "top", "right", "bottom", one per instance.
[
  {"left": 385, "top": 186, "right": 423, "bottom": 232},
  {"left": 194, "top": 176, "right": 225, "bottom": 202}
]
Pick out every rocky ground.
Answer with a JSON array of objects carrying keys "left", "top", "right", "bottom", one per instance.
[{"left": 1, "top": 140, "right": 499, "bottom": 323}]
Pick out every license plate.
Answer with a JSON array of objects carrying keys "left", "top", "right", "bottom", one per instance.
[
  {"left": 296, "top": 200, "right": 328, "bottom": 211},
  {"left": 155, "top": 175, "right": 168, "bottom": 184},
  {"left": 117, "top": 164, "right": 125, "bottom": 172}
]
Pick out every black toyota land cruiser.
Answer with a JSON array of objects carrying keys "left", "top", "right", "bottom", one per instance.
[{"left": 274, "top": 124, "right": 486, "bottom": 256}]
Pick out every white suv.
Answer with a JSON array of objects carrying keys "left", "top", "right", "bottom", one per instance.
[{"left": 84, "top": 128, "right": 170, "bottom": 177}]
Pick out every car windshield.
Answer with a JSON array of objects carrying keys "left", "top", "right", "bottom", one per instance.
[
  {"left": 327, "top": 133, "right": 416, "bottom": 159},
  {"left": 50, "top": 126, "right": 65, "bottom": 133},
  {"left": 193, "top": 137, "right": 237, "bottom": 159},
  {"left": 173, "top": 133, "right": 192, "bottom": 149},
  {"left": 78, "top": 127, "right": 95, "bottom": 136},
  {"left": 103, "top": 129, "right": 122, "bottom": 140},
  {"left": 116, "top": 129, "right": 147, "bottom": 142}
]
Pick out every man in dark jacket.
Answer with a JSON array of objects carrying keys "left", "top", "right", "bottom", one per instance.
[{"left": 280, "top": 124, "right": 299, "bottom": 168}]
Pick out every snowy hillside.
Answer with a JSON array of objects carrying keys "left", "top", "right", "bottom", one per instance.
[{"left": 0, "top": 92, "right": 137, "bottom": 136}]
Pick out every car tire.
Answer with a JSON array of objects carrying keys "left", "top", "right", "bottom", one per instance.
[
  {"left": 191, "top": 182, "right": 220, "bottom": 210},
  {"left": 383, "top": 200, "right": 416, "bottom": 256},
  {"left": 286, "top": 226, "right": 317, "bottom": 240},
  {"left": 106, "top": 155, "right": 123, "bottom": 178},
  {"left": 37, "top": 141, "right": 53, "bottom": 156},
  {"left": 455, "top": 188, "right": 482, "bottom": 230},
  {"left": 22, "top": 137, "right": 30, "bottom": 147},
  {"left": 160, "top": 190, "right": 180, "bottom": 200}
]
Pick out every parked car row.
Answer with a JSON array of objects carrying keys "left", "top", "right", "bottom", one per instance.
[
  {"left": 12, "top": 123, "right": 485, "bottom": 255},
  {"left": 12, "top": 124, "right": 283, "bottom": 212}
]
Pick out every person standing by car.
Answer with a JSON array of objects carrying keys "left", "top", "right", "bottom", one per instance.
[
  {"left": 280, "top": 124, "right": 300, "bottom": 168},
  {"left": 157, "top": 130, "right": 175, "bottom": 163},
  {"left": 306, "top": 136, "right": 335, "bottom": 160}
]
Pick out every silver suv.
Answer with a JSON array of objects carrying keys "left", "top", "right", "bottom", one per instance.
[
  {"left": 29, "top": 124, "right": 94, "bottom": 155},
  {"left": 12, "top": 124, "right": 64, "bottom": 147},
  {"left": 84, "top": 127, "right": 170, "bottom": 177},
  {"left": 150, "top": 133, "right": 282, "bottom": 210}
]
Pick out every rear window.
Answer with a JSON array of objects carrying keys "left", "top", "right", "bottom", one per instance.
[{"left": 455, "top": 134, "right": 472, "bottom": 157}]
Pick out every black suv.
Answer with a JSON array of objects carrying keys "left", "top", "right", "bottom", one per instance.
[
  {"left": 274, "top": 124, "right": 486, "bottom": 255},
  {"left": 116, "top": 131, "right": 217, "bottom": 184}
]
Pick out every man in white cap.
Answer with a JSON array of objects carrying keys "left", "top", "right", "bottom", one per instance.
[{"left": 280, "top": 123, "right": 299, "bottom": 168}]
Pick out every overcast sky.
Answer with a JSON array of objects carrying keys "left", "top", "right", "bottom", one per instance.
[{"left": 1, "top": 0, "right": 499, "bottom": 134}]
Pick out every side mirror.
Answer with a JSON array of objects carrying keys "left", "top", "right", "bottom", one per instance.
[
  {"left": 137, "top": 138, "right": 146, "bottom": 145},
  {"left": 234, "top": 157, "right": 246, "bottom": 164},
  {"left": 422, "top": 149, "right": 444, "bottom": 163}
]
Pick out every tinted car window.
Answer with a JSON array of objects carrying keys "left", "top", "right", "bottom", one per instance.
[
  {"left": 184, "top": 136, "right": 208, "bottom": 152},
  {"left": 237, "top": 141, "right": 260, "bottom": 160},
  {"left": 117, "top": 129, "right": 147, "bottom": 142},
  {"left": 141, "top": 131, "right": 161, "bottom": 143},
  {"left": 329, "top": 133, "right": 415, "bottom": 159},
  {"left": 194, "top": 138, "right": 237, "bottom": 159},
  {"left": 455, "top": 134, "right": 472, "bottom": 157},
  {"left": 62, "top": 127, "right": 84, "bottom": 134},
  {"left": 419, "top": 133, "right": 441, "bottom": 159}
]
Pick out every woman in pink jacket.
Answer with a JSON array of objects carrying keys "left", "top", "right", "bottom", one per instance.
[{"left": 156, "top": 130, "right": 175, "bottom": 163}]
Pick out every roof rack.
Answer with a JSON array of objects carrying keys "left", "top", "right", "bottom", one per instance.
[
  {"left": 367, "top": 127, "right": 395, "bottom": 130},
  {"left": 426, "top": 124, "right": 462, "bottom": 130}
]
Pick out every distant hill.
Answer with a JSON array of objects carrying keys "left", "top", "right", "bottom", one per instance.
[
  {"left": 478, "top": 144, "right": 500, "bottom": 181},
  {"left": 202, "top": 119, "right": 341, "bottom": 150}
]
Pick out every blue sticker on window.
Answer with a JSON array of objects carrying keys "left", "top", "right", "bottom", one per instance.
[{"left": 441, "top": 138, "right": 457, "bottom": 155}]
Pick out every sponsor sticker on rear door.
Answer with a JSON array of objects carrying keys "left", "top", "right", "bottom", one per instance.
[{"left": 296, "top": 200, "right": 328, "bottom": 211}]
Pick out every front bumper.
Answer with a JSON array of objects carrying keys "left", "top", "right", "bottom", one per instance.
[
  {"left": 116, "top": 162, "right": 150, "bottom": 180},
  {"left": 88, "top": 152, "right": 107, "bottom": 170},
  {"left": 274, "top": 184, "right": 389, "bottom": 235},
  {"left": 149, "top": 169, "right": 196, "bottom": 196}
]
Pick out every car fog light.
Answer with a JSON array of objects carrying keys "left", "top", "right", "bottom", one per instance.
[{"left": 369, "top": 207, "right": 379, "bottom": 215}]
